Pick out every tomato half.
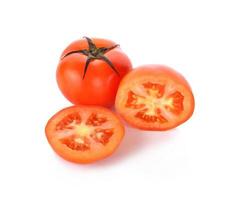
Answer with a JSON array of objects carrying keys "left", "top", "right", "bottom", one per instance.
[
  {"left": 56, "top": 37, "right": 132, "bottom": 107},
  {"left": 115, "top": 65, "right": 195, "bottom": 131},
  {"left": 45, "top": 106, "right": 124, "bottom": 163}
]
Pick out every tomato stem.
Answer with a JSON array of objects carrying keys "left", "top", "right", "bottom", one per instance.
[{"left": 62, "top": 37, "right": 120, "bottom": 79}]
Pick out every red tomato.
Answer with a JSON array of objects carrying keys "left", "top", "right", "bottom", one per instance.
[
  {"left": 115, "top": 65, "right": 195, "bottom": 131},
  {"left": 56, "top": 37, "right": 132, "bottom": 107},
  {"left": 45, "top": 106, "right": 124, "bottom": 163}
]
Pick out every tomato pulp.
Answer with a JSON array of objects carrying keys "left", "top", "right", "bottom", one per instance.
[
  {"left": 45, "top": 106, "right": 124, "bottom": 163},
  {"left": 115, "top": 65, "right": 195, "bottom": 130}
]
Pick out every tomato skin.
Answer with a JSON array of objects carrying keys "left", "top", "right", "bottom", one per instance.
[
  {"left": 45, "top": 106, "right": 125, "bottom": 164},
  {"left": 56, "top": 38, "right": 132, "bottom": 107},
  {"left": 115, "top": 65, "right": 195, "bottom": 131}
]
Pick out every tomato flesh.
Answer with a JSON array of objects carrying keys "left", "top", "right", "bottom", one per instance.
[
  {"left": 115, "top": 65, "right": 195, "bottom": 130},
  {"left": 45, "top": 106, "right": 124, "bottom": 163},
  {"left": 56, "top": 112, "right": 113, "bottom": 151},
  {"left": 125, "top": 82, "right": 184, "bottom": 124}
]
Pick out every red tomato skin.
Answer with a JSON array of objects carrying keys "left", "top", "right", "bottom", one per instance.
[{"left": 56, "top": 38, "right": 132, "bottom": 107}]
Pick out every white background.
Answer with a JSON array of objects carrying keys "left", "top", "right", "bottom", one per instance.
[{"left": 0, "top": 0, "right": 235, "bottom": 199}]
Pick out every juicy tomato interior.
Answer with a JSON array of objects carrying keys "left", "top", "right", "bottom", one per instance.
[
  {"left": 45, "top": 106, "right": 124, "bottom": 163},
  {"left": 115, "top": 66, "right": 195, "bottom": 130},
  {"left": 126, "top": 82, "right": 184, "bottom": 123}
]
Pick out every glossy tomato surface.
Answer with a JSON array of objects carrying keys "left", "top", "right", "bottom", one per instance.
[
  {"left": 57, "top": 38, "right": 132, "bottom": 107},
  {"left": 45, "top": 106, "right": 124, "bottom": 163},
  {"left": 115, "top": 65, "right": 195, "bottom": 131}
]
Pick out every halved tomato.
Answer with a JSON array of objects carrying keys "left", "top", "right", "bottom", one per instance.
[
  {"left": 115, "top": 65, "right": 195, "bottom": 131},
  {"left": 45, "top": 106, "right": 124, "bottom": 163}
]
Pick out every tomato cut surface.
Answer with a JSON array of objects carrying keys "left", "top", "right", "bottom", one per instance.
[
  {"left": 45, "top": 106, "right": 124, "bottom": 163},
  {"left": 115, "top": 65, "right": 195, "bottom": 130}
]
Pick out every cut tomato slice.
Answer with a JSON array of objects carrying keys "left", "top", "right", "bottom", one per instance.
[
  {"left": 45, "top": 106, "right": 124, "bottom": 163},
  {"left": 115, "top": 65, "right": 195, "bottom": 130}
]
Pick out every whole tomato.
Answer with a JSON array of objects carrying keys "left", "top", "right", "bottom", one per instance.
[{"left": 56, "top": 37, "right": 132, "bottom": 107}]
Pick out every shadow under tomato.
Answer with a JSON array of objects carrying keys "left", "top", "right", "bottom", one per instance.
[{"left": 91, "top": 122, "right": 179, "bottom": 167}]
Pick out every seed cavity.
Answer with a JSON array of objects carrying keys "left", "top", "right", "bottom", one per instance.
[
  {"left": 86, "top": 113, "right": 107, "bottom": 126},
  {"left": 60, "top": 135, "right": 90, "bottom": 151},
  {"left": 165, "top": 91, "right": 184, "bottom": 115},
  {"left": 56, "top": 113, "right": 81, "bottom": 131},
  {"left": 125, "top": 91, "right": 145, "bottom": 109},
  {"left": 143, "top": 82, "right": 165, "bottom": 98},
  {"left": 91, "top": 128, "right": 114, "bottom": 145},
  {"left": 135, "top": 108, "right": 167, "bottom": 123}
]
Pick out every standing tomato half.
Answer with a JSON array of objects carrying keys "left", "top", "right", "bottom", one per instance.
[
  {"left": 56, "top": 37, "right": 132, "bottom": 107},
  {"left": 45, "top": 106, "right": 124, "bottom": 163},
  {"left": 115, "top": 65, "right": 195, "bottom": 131}
]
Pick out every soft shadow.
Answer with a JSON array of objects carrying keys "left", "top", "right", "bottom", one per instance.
[{"left": 91, "top": 123, "right": 179, "bottom": 167}]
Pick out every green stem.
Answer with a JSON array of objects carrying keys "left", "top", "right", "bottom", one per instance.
[{"left": 62, "top": 37, "right": 120, "bottom": 79}]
